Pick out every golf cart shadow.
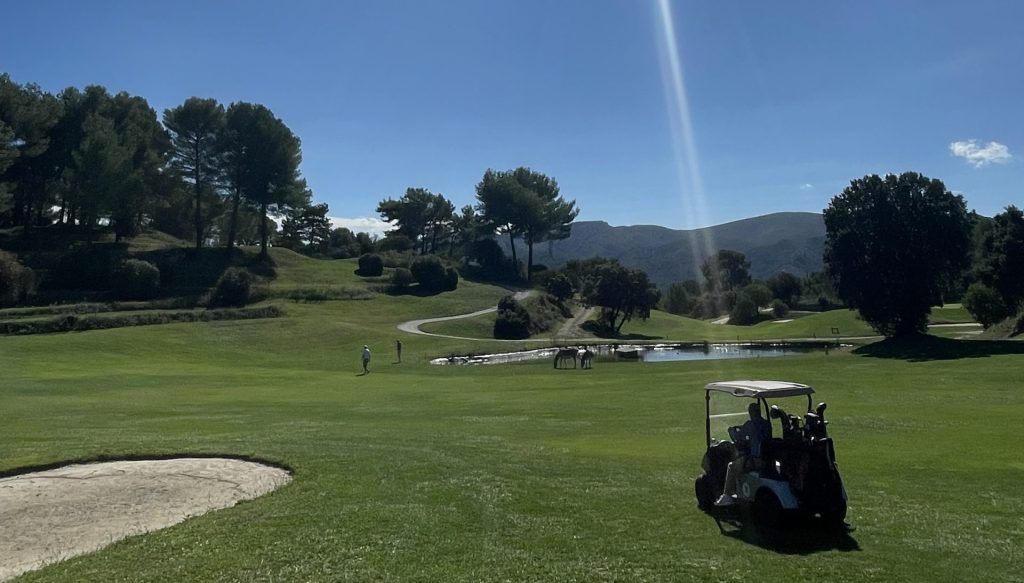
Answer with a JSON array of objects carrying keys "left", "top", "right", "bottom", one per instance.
[{"left": 712, "top": 512, "right": 860, "bottom": 554}]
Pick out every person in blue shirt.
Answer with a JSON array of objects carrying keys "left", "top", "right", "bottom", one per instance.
[{"left": 715, "top": 402, "right": 773, "bottom": 506}]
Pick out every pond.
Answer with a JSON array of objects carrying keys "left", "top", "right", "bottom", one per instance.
[{"left": 429, "top": 342, "right": 844, "bottom": 365}]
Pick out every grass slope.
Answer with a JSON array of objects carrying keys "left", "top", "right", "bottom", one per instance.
[
  {"left": 2, "top": 252, "right": 1021, "bottom": 581},
  {"left": 424, "top": 304, "right": 976, "bottom": 343}
]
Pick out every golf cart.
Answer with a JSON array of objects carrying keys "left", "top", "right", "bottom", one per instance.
[{"left": 694, "top": 380, "right": 847, "bottom": 526}]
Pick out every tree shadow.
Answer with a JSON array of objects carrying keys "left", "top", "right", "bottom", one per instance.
[
  {"left": 710, "top": 511, "right": 860, "bottom": 555},
  {"left": 386, "top": 285, "right": 450, "bottom": 298},
  {"left": 581, "top": 320, "right": 662, "bottom": 340},
  {"left": 852, "top": 333, "right": 1024, "bottom": 362}
]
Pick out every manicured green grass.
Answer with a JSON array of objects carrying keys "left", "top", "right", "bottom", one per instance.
[
  {"left": 425, "top": 305, "right": 978, "bottom": 344},
  {"left": 929, "top": 303, "right": 973, "bottom": 324},
  {"left": 423, "top": 307, "right": 872, "bottom": 342},
  {"left": 2, "top": 252, "right": 1021, "bottom": 581}
]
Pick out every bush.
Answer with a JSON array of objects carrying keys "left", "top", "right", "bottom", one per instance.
[
  {"left": 729, "top": 294, "right": 760, "bottom": 325},
  {"left": 410, "top": 255, "right": 447, "bottom": 291},
  {"left": 379, "top": 250, "right": 416, "bottom": 269},
  {"left": 391, "top": 267, "right": 414, "bottom": 290},
  {"left": 467, "top": 238, "right": 506, "bottom": 272},
  {"left": 771, "top": 299, "right": 790, "bottom": 318},
  {"left": 53, "top": 242, "right": 128, "bottom": 290},
  {"left": 443, "top": 267, "right": 459, "bottom": 291},
  {"left": 963, "top": 282, "right": 1013, "bottom": 329},
  {"left": 545, "top": 274, "right": 574, "bottom": 303},
  {"left": 377, "top": 233, "right": 414, "bottom": 252},
  {"left": 494, "top": 295, "right": 531, "bottom": 339},
  {"left": 0, "top": 305, "right": 283, "bottom": 336},
  {"left": 522, "top": 294, "right": 569, "bottom": 333},
  {"left": 0, "top": 250, "right": 35, "bottom": 307},
  {"left": 357, "top": 253, "right": 384, "bottom": 277},
  {"left": 112, "top": 259, "right": 161, "bottom": 300},
  {"left": 741, "top": 283, "right": 773, "bottom": 308},
  {"left": 209, "top": 267, "right": 253, "bottom": 307}
]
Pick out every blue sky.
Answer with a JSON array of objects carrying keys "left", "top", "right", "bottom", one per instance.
[{"left": 2, "top": 0, "right": 1021, "bottom": 235}]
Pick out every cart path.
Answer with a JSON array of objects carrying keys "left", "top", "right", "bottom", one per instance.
[
  {"left": 556, "top": 306, "right": 596, "bottom": 339},
  {"left": 396, "top": 290, "right": 542, "bottom": 341},
  {"left": 398, "top": 294, "right": 979, "bottom": 343}
]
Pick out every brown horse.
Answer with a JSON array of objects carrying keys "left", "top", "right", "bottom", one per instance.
[
  {"left": 553, "top": 348, "right": 578, "bottom": 369},
  {"left": 579, "top": 348, "right": 594, "bottom": 369}
]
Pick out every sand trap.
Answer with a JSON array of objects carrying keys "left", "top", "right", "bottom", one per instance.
[{"left": 0, "top": 458, "right": 291, "bottom": 581}]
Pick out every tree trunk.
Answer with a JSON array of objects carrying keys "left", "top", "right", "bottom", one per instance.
[
  {"left": 193, "top": 140, "right": 203, "bottom": 250},
  {"left": 526, "top": 231, "right": 534, "bottom": 282},
  {"left": 227, "top": 184, "right": 240, "bottom": 249},
  {"left": 508, "top": 230, "right": 518, "bottom": 278},
  {"left": 259, "top": 201, "right": 269, "bottom": 257}
]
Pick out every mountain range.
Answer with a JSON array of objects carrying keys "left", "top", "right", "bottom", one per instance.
[{"left": 507, "top": 212, "right": 826, "bottom": 288}]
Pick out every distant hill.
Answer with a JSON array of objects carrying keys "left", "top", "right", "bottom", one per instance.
[{"left": 507, "top": 212, "right": 826, "bottom": 287}]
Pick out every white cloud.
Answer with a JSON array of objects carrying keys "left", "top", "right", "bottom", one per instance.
[
  {"left": 949, "top": 139, "right": 1012, "bottom": 167},
  {"left": 328, "top": 216, "right": 394, "bottom": 239},
  {"left": 799, "top": 183, "right": 814, "bottom": 190}
]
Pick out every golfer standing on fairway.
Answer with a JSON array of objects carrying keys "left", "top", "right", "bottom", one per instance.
[{"left": 362, "top": 345, "right": 371, "bottom": 374}]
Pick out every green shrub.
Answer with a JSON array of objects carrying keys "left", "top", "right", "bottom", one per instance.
[
  {"left": 729, "top": 294, "right": 760, "bottom": 325},
  {"left": 741, "top": 283, "right": 773, "bottom": 308},
  {"left": 771, "top": 299, "right": 790, "bottom": 318},
  {"left": 266, "top": 286, "right": 375, "bottom": 302},
  {"left": 963, "top": 282, "right": 1013, "bottom": 328},
  {"left": 210, "top": 267, "right": 253, "bottom": 307},
  {"left": 357, "top": 253, "right": 384, "bottom": 277},
  {"left": 112, "top": 259, "right": 161, "bottom": 300},
  {"left": 443, "top": 267, "right": 459, "bottom": 291},
  {"left": 377, "top": 234, "right": 414, "bottom": 252},
  {"left": 53, "top": 243, "right": 128, "bottom": 290},
  {"left": 391, "top": 267, "right": 414, "bottom": 290},
  {"left": 494, "top": 295, "right": 530, "bottom": 339},
  {"left": 410, "top": 255, "right": 447, "bottom": 291},
  {"left": 544, "top": 274, "right": 574, "bottom": 303},
  {"left": 0, "top": 250, "right": 35, "bottom": 307},
  {"left": 379, "top": 250, "right": 416, "bottom": 269},
  {"left": 522, "top": 294, "right": 568, "bottom": 334},
  {"left": 0, "top": 305, "right": 283, "bottom": 335}
]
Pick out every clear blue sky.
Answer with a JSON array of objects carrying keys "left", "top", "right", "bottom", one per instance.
[{"left": 3, "top": 0, "right": 1021, "bottom": 235}]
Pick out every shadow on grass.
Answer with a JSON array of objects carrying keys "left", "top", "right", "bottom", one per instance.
[
  {"left": 713, "top": 514, "right": 860, "bottom": 555},
  {"left": 0, "top": 452, "right": 294, "bottom": 480},
  {"left": 853, "top": 333, "right": 1024, "bottom": 362},
  {"left": 580, "top": 321, "right": 663, "bottom": 341},
  {"left": 386, "top": 285, "right": 450, "bottom": 298}
]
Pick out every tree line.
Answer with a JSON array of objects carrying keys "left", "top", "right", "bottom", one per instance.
[
  {"left": 373, "top": 166, "right": 579, "bottom": 282},
  {"left": 660, "top": 172, "right": 1023, "bottom": 337},
  {"left": 1, "top": 74, "right": 308, "bottom": 256}
]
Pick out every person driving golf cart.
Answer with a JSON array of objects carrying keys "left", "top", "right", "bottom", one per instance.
[
  {"left": 694, "top": 380, "right": 848, "bottom": 527},
  {"left": 715, "top": 402, "right": 772, "bottom": 506}
]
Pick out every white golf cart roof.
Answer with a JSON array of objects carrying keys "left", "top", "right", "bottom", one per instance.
[{"left": 705, "top": 380, "right": 814, "bottom": 399}]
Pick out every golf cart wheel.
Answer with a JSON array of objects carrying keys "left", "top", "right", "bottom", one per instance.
[
  {"left": 820, "top": 499, "right": 847, "bottom": 528},
  {"left": 694, "top": 475, "right": 716, "bottom": 511},
  {"left": 753, "top": 489, "right": 784, "bottom": 527}
]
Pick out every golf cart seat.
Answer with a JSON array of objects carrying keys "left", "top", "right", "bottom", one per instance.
[{"left": 760, "top": 438, "right": 807, "bottom": 482}]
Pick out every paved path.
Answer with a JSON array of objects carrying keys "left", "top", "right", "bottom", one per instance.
[
  {"left": 397, "top": 290, "right": 538, "bottom": 341},
  {"left": 398, "top": 295, "right": 981, "bottom": 343}
]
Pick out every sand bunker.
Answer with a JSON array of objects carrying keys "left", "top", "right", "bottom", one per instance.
[{"left": 0, "top": 457, "right": 291, "bottom": 581}]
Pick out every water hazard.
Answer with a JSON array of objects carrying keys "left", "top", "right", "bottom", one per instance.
[{"left": 430, "top": 342, "right": 843, "bottom": 365}]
